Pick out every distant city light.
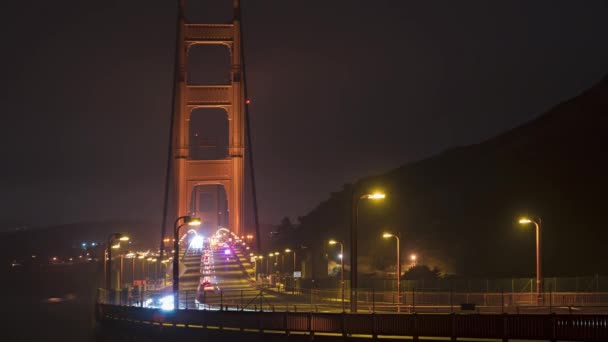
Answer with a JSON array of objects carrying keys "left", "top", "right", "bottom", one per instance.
[{"left": 224, "top": 249, "right": 231, "bottom": 255}]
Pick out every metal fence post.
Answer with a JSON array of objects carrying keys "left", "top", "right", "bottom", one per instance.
[
  {"left": 502, "top": 313, "right": 508, "bottom": 342},
  {"left": 220, "top": 289, "right": 224, "bottom": 311},
  {"left": 285, "top": 311, "right": 290, "bottom": 336},
  {"left": 551, "top": 313, "right": 557, "bottom": 342},
  {"left": 372, "top": 312, "right": 377, "bottom": 340},
  {"left": 413, "top": 313, "right": 419, "bottom": 342},
  {"left": 412, "top": 287, "right": 416, "bottom": 312},
  {"left": 501, "top": 288, "right": 504, "bottom": 313},
  {"left": 372, "top": 288, "right": 376, "bottom": 313},
  {"left": 308, "top": 312, "right": 314, "bottom": 341},
  {"left": 549, "top": 288, "right": 553, "bottom": 313},
  {"left": 450, "top": 288, "right": 454, "bottom": 313},
  {"left": 341, "top": 312, "right": 346, "bottom": 338},
  {"left": 451, "top": 313, "right": 456, "bottom": 342}
]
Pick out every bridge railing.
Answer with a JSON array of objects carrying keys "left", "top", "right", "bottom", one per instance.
[
  {"left": 98, "top": 287, "right": 608, "bottom": 314},
  {"left": 96, "top": 303, "right": 608, "bottom": 341}
]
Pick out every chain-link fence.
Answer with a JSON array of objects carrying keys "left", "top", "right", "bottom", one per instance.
[
  {"left": 352, "top": 275, "right": 608, "bottom": 292},
  {"left": 97, "top": 285, "right": 608, "bottom": 314}
]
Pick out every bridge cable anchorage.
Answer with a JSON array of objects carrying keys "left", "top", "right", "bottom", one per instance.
[
  {"left": 237, "top": 2, "right": 262, "bottom": 252},
  {"left": 158, "top": 0, "right": 184, "bottom": 265}
]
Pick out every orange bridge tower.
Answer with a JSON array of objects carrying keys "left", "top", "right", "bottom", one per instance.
[{"left": 172, "top": 0, "right": 245, "bottom": 236}]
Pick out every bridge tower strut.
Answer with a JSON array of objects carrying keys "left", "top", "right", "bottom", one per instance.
[{"left": 172, "top": 0, "right": 246, "bottom": 236}]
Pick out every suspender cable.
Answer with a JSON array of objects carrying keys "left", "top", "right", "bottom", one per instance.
[
  {"left": 159, "top": 0, "right": 184, "bottom": 267},
  {"left": 236, "top": 1, "right": 262, "bottom": 252}
]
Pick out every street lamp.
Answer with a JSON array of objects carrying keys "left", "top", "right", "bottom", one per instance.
[
  {"left": 329, "top": 239, "right": 345, "bottom": 312},
  {"left": 106, "top": 233, "right": 129, "bottom": 293},
  {"left": 410, "top": 254, "right": 417, "bottom": 266},
  {"left": 382, "top": 232, "right": 401, "bottom": 312},
  {"left": 267, "top": 253, "right": 273, "bottom": 274},
  {"left": 350, "top": 191, "right": 385, "bottom": 312},
  {"left": 285, "top": 249, "right": 296, "bottom": 293},
  {"left": 519, "top": 216, "right": 542, "bottom": 304},
  {"left": 173, "top": 216, "right": 201, "bottom": 310},
  {"left": 274, "top": 252, "right": 280, "bottom": 273}
]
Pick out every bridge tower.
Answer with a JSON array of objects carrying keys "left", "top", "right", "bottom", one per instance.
[{"left": 172, "top": 0, "right": 245, "bottom": 235}]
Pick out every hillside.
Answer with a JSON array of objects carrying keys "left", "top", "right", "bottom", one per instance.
[
  {"left": 290, "top": 75, "right": 608, "bottom": 277},
  {"left": 0, "top": 221, "right": 159, "bottom": 269}
]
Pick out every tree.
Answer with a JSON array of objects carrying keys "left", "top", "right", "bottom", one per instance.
[{"left": 402, "top": 265, "right": 442, "bottom": 280}]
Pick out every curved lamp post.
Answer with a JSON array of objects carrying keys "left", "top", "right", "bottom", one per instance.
[
  {"left": 173, "top": 216, "right": 201, "bottom": 310},
  {"left": 519, "top": 216, "right": 542, "bottom": 304},
  {"left": 382, "top": 232, "right": 401, "bottom": 312},
  {"left": 350, "top": 191, "right": 385, "bottom": 312}
]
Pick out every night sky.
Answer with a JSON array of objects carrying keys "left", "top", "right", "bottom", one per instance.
[{"left": 0, "top": 0, "right": 606, "bottom": 230}]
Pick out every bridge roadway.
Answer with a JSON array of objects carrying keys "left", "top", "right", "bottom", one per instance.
[{"left": 176, "top": 239, "right": 307, "bottom": 311}]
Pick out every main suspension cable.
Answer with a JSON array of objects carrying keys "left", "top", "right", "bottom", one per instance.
[{"left": 237, "top": 2, "right": 262, "bottom": 252}]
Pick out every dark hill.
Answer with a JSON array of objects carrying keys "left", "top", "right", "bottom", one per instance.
[
  {"left": 0, "top": 221, "right": 159, "bottom": 269},
  {"left": 291, "top": 75, "right": 608, "bottom": 278}
]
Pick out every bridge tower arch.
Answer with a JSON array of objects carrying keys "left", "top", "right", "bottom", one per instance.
[{"left": 173, "top": 0, "right": 245, "bottom": 235}]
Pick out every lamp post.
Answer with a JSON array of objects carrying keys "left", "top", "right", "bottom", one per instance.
[
  {"left": 329, "top": 240, "right": 345, "bottom": 312},
  {"left": 105, "top": 233, "right": 129, "bottom": 292},
  {"left": 173, "top": 216, "right": 201, "bottom": 310},
  {"left": 350, "top": 191, "right": 385, "bottom": 312},
  {"left": 274, "top": 252, "right": 280, "bottom": 273},
  {"left": 125, "top": 252, "right": 136, "bottom": 286},
  {"left": 519, "top": 217, "right": 542, "bottom": 304},
  {"left": 285, "top": 249, "right": 295, "bottom": 291},
  {"left": 252, "top": 255, "right": 258, "bottom": 280},
  {"left": 382, "top": 233, "right": 401, "bottom": 312},
  {"left": 137, "top": 254, "right": 145, "bottom": 286}
]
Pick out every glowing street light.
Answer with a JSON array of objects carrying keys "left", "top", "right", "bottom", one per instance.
[
  {"left": 382, "top": 232, "right": 401, "bottom": 312},
  {"left": 410, "top": 254, "right": 417, "bottom": 266},
  {"left": 363, "top": 193, "right": 386, "bottom": 199},
  {"left": 329, "top": 239, "right": 345, "bottom": 312},
  {"left": 351, "top": 190, "right": 386, "bottom": 312},
  {"left": 518, "top": 216, "right": 542, "bottom": 304}
]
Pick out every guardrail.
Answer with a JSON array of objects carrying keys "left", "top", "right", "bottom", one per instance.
[{"left": 97, "top": 304, "right": 608, "bottom": 341}]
